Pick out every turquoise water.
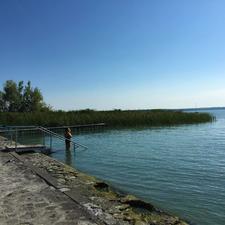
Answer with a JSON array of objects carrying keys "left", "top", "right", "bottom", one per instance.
[{"left": 21, "top": 110, "right": 225, "bottom": 225}]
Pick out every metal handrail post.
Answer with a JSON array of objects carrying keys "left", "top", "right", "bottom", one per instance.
[
  {"left": 10, "top": 131, "right": 13, "bottom": 145},
  {"left": 15, "top": 129, "right": 18, "bottom": 151},
  {"left": 50, "top": 134, "right": 52, "bottom": 150},
  {"left": 42, "top": 131, "right": 45, "bottom": 147}
]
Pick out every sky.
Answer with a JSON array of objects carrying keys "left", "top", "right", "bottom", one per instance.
[{"left": 0, "top": 0, "right": 225, "bottom": 110}]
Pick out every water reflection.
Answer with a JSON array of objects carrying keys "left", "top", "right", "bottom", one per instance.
[{"left": 65, "top": 148, "right": 73, "bottom": 166}]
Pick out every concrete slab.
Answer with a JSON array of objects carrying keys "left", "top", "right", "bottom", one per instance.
[
  {"left": 0, "top": 150, "right": 190, "bottom": 225},
  {"left": 0, "top": 152, "right": 99, "bottom": 225}
]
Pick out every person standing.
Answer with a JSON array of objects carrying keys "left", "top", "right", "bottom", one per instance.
[{"left": 64, "top": 128, "right": 72, "bottom": 150}]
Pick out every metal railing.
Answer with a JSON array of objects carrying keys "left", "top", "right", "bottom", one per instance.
[
  {"left": 0, "top": 126, "right": 88, "bottom": 151},
  {"left": 37, "top": 126, "right": 88, "bottom": 150}
]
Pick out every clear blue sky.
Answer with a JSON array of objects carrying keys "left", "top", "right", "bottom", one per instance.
[{"left": 0, "top": 0, "right": 225, "bottom": 110}]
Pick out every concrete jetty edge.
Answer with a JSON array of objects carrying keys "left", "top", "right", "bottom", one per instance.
[{"left": 0, "top": 150, "right": 191, "bottom": 225}]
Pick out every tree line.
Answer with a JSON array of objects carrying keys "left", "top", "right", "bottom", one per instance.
[{"left": 0, "top": 80, "right": 50, "bottom": 112}]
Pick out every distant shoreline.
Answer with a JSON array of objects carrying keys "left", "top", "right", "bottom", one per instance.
[{"left": 180, "top": 107, "right": 225, "bottom": 111}]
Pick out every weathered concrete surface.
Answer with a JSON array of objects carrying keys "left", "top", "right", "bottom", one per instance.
[
  {"left": 0, "top": 152, "right": 98, "bottom": 225},
  {"left": 18, "top": 152, "right": 190, "bottom": 225}
]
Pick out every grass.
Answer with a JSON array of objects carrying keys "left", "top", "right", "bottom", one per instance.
[{"left": 0, "top": 109, "right": 214, "bottom": 127}]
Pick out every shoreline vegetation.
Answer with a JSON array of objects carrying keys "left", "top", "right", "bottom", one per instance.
[
  {"left": 0, "top": 109, "right": 214, "bottom": 127},
  {"left": 0, "top": 80, "right": 216, "bottom": 127}
]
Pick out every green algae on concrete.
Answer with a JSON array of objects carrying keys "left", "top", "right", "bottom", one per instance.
[{"left": 21, "top": 152, "right": 190, "bottom": 225}]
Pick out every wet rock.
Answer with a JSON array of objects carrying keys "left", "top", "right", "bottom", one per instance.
[
  {"left": 94, "top": 182, "right": 109, "bottom": 192},
  {"left": 125, "top": 199, "right": 155, "bottom": 212}
]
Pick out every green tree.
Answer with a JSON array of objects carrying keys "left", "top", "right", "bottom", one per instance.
[
  {"left": 0, "top": 91, "right": 5, "bottom": 112},
  {"left": 22, "top": 81, "right": 44, "bottom": 112},
  {"left": 0, "top": 80, "right": 50, "bottom": 112},
  {"left": 2, "top": 80, "right": 21, "bottom": 112}
]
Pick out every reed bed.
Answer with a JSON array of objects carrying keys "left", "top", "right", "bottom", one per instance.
[{"left": 0, "top": 110, "right": 214, "bottom": 127}]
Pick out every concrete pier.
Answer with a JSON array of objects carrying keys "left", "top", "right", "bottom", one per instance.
[
  {"left": 0, "top": 150, "right": 189, "bottom": 225},
  {"left": 0, "top": 152, "right": 99, "bottom": 225}
]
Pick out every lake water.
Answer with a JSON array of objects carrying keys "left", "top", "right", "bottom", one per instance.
[{"left": 20, "top": 109, "right": 225, "bottom": 225}]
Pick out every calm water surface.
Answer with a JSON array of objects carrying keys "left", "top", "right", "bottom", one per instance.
[{"left": 21, "top": 110, "right": 225, "bottom": 225}]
